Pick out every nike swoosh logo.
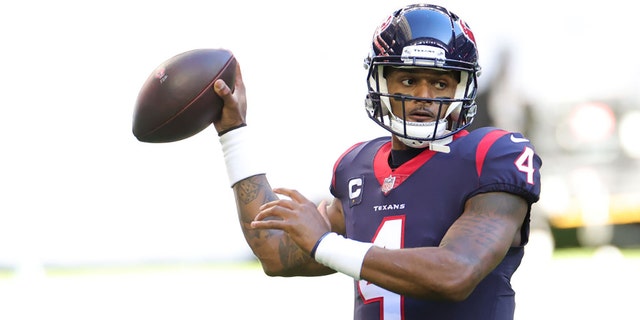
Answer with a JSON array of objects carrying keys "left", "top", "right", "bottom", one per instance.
[{"left": 510, "top": 134, "right": 529, "bottom": 143}]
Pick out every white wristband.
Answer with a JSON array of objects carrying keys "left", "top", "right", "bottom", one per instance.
[
  {"left": 219, "top": 126, "right": 266, "bottom": 187},
  {"left": 313, "top": 232, "right": 373, "bottom": 280}
]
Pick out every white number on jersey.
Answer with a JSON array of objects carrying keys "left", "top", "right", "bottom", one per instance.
[
  {"left": 515, "top": 146, "right": 535, "bottom": 184},
  {"left": 358, "top": 216, "right": 405, "bottom": 319}
]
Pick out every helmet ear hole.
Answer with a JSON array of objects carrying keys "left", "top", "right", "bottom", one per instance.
[
  {"left": 449, "top": 104, "right": 477, "bottom": 130},
  {"left": 365, "top": 93, "right": 385, "bottom": 117},
  {"left": 464, "top": 104, "right": 478, "bottom": 124}
]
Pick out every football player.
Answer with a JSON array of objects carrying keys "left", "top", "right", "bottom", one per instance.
[{"left": 213, "top": 3, "right": 542, "bottom": 319}]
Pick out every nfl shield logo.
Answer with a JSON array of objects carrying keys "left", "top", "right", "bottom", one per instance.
[{"left": 381, "top": 175, "right": 396, "bottom": 194}]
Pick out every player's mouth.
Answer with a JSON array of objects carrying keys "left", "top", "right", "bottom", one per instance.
[{"left": 407, "top": 108, "right": 436, "bottom": 122}]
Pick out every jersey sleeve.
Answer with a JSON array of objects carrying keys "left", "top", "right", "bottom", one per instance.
[
  {"left": 330, "top": 141, "right": 365, "bottom": 198},
  {"left": 472, "top": 130, "right": 542, "bottom": 205}
]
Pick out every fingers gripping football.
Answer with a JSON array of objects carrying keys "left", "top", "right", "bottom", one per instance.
[
  {"left": 213, "top": 63, "right": 247, "bottom": 134},
  {"left": 252, "top": 188, "right": 331, "bottom": 253}
]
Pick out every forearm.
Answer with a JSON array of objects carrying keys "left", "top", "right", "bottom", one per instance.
[
  {"left": 219, "top": 126, "right": 332, "bottom": 275},
  {"left": 233, "top": 175, "right": 292, "bottom": 271},
  {"left": 312, "top": 233, "right": 477, "bottom": 300},
  {"left": 360, "top": 246, "right": 479, "bottom": 301},
  {"left": 233, "top": 175, "right": 331, "bottom": 276},
  {"left": 233, "top": 175, "right": 276, "bottom": 245}
]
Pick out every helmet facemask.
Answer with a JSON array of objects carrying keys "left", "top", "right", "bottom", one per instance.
[
  {"left": 364, "top": 4, "right": 481, "bottom": 151},
  {"left": 365, "top": 56, "right": 479, "bottom": 149}
]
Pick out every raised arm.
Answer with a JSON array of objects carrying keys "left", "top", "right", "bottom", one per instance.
[{"left": 212, "top": 63, "right": 337, "bottom": 277}]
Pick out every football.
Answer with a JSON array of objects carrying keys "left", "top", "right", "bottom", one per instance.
[{"left": 132, "top": 48, "right": 236, "bottom": 143}]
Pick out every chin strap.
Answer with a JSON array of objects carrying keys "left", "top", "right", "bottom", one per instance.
[
  {"left": 399, "top": 132, "right": 453, "bottom": 153},
  {"left": 428, "top": 135, "right": 453, "bottom": 153}
]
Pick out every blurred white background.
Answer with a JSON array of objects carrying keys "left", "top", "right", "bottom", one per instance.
[
  {"left": 0, "top": 0, "right": 508, "bottom": 267},
  {"left": 1, "top": 0, "right": 640, "bottom": 319},
  {"left": 1, "top": 0, "right": 393, "bottom": 266},
  {"left": 1, "top": 0, "right": 637, "bottom": 264}
]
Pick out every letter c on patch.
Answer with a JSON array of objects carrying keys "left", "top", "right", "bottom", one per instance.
[{"left": 348, "top": 177, "right": 363, "bottom": 207}]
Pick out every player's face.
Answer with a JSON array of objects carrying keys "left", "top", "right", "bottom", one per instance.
[{"left": 385, "top": 67, "right": 458, "bottom": 122}]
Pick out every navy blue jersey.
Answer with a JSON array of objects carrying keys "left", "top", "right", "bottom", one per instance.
[{"left": 330, "top": 127, "right": 542, "bottom": 320}]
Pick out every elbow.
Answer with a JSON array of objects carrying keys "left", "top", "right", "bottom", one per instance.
[
  {"left": 431, "top": 250, "right": 487, "bottom": 301},
  {"left": 414, "top": 276, "right": 476, "bottom": 302},
  {"left": 254, "top": 254, "right": 301, "bottom": 277},
  {"left": 434, "top": 266, "right": 482, "bottom": 302},
  {"left": 263, "top": 269, "right": 284, "bottom": 277},
  {"left": 411, "top": 259, "right": 482, "bottom": 302},
  {"left": 260, "top": 263, "right": 281, "bottom": 277},
  {"left": 260, "top": 262, "right": 293, "bottom": 277},
  {"left": 438, "top": 279, "right": 476, "bottom": 302},
  {"left": 254, "top": 256, "right": 291, "bottom": 277},
  {"left": 248, "top": 239, "right": 298, "bottom": 277}
]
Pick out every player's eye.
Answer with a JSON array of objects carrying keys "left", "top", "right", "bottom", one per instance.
[
  {"left": 434, "top": 80, "right": 448, "bottom": 90},
  {"left": 401, "top": 78, "right": 415, "bottom": 86}
]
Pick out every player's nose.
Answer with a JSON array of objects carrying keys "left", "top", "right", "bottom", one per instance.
[{"left": 412, "top": 81, "right": 434, "bottom": 99}]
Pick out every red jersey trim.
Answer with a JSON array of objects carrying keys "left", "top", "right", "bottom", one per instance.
[
  {"left": 373, "top": 131, "right": 470, "bottom": 190},
  {"left": 373, "top": 142, "right": 436, "bottom": 188},
  {"left": 475, "top": 130, "right": 508, "bottom": 177}
]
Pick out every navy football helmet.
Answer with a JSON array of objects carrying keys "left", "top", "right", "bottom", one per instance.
[{"left": 364, "top": 4, "right": 481, "bottom": 149}]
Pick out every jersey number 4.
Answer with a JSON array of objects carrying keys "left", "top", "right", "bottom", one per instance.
[
  {"left": 515, "top": 146, "right": 535, "bottom": 185},
  {"left": 358, "top": 216, "right": 405, "bottom": 319}
]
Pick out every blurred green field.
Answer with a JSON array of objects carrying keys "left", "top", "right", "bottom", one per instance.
[
  {"left": 0, "top": 247, "right": 636, "bottom": 278},
  {"left": 1, "top": 247, "right": 638, "bottom": 320},
  {"left": 552, "top": 246, "right": 640, "bottom": 259}
]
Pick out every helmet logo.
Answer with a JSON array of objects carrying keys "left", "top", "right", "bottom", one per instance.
[
  {"left": 376, "top": 15, "right": 393, "bottom": 33},
  {"left": 458, "top": 20, "right": 476, "bottom": 44},
  {"left": 401, "top": 45, "right": 446, "bottom": 67},
  {"left": 373, "top": 15, "right": 394, "bottom": 55}
]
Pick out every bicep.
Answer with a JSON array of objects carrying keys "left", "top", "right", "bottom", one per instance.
[{"left": 440, "top": 192, "right": 528, "bottom": 272}]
